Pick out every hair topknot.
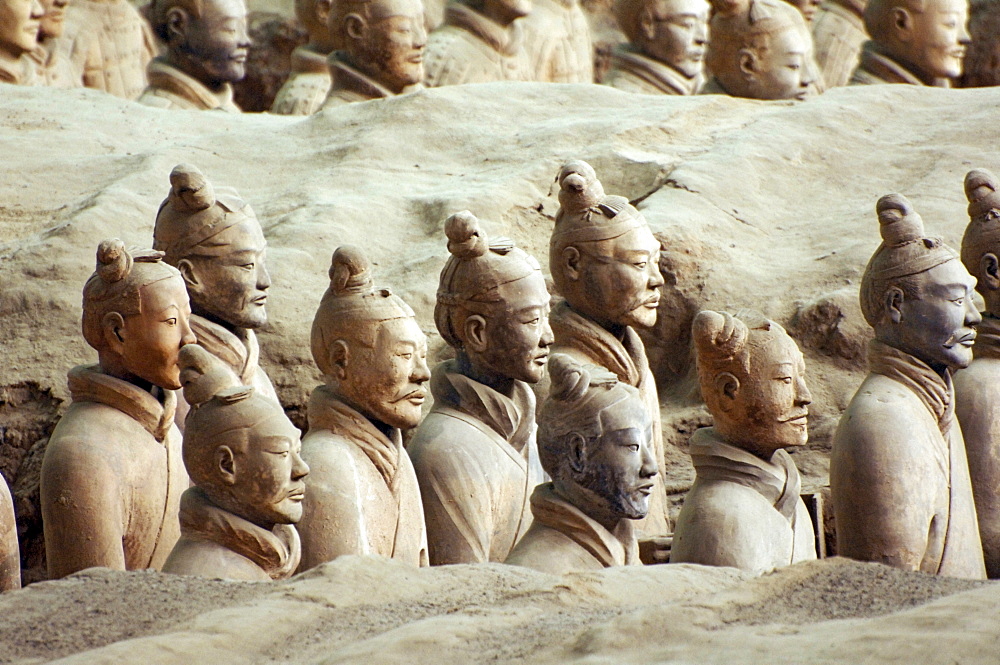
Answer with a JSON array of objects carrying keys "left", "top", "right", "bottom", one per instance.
[
  {"left": 329, "top": 245, "right": 374, "bottom": 296},
  {"left": 445, "top": 211, "right": 489, "bottom": 260},
  {"left": 96, "top": 238, "right": 132, "bottom": 284},
  {"left": 548, "top": 353, "right": 619, "bottom": 403},
  {"left": 557, "top": 160, "right": 605, "bottom": 215},
  {"left": 876, "top": 193, "right": 924, "bottom": 247},
  {"left": 169, "top": 163, "right": 215, "bottom": 214},
  {"left": 965, "top": 169, "right": 1000, "bottom": 222},
  {"left": 693, "top": 310, "right": 749, "bottom": 361},
  {"left": 179, "top": 344, "right": 242, "bottom": 409}
]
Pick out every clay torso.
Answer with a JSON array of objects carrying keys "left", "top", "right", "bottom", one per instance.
[
  {"left": 954, "top": 317, "right": 1000, "bottom": 578},
  {"left": 408, "top": 360, "right": 542, "bottom": 564},
  {"left": 270, "top": 46, "right": 332, "bottom": 116},
  {"left": 298, "top": 387, "right": 427, "bottom": 569},
  {"left": 548, "top": 301, "right": 671, "bottom": 538},
  {"left": 604, "top": 46, "right": 703, "bottom": 95},
  {"left": 506, "top": 483, "right": 640, "bottom": 574},
  {"left": 1, "top": 476, "right": 18, "bottom": 591},
  {"left": 57, "top": 0, "right": 156, "bottom": 99},
  {"left": 41, "top": 365, "right": 188, "bottom": 578},
  {"left": 669, "top": 428, "right": 816, "bottom": 574},
  {"left": 139, "top": 58, "right": 242, "bottom": 112},
  {"left": 163, "top": 487, "right": 301, "bottom": 581},
  {"left": 811, "top": 0, "right": 867, "bottom": 88},
  {"left": 0, "top": 53, "right": 39, "bottom": 85},
  {"left": 424, "top": 4, "right": 529, "bottom": 86},
  {"left": 831, "top": 342, "right": 986, "bottom": 579},
  {"left": 30, "top": 44, "right": 80, "bottom": 89},
  {"left": 518, "top": 0, "right": 594, "bottom": 83}
]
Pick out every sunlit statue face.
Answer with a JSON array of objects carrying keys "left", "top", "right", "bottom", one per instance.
[
  {"left": 738, "top": 24, "right": 813, "bottom": 100},
  {"left": 38, "top": 0, "right": 67, "bottom": 40},
  {"left": 0, "top": 0, "right": 43, "bottom": 57},
  {"left": 637, "top": 0, "right": 710, "bottom": 78},
  {"left": 342, "top": 0, "right": 427, "bottom": 93},
  {"left": 165, "top": 0, "right": 251, "bottom": 87}
]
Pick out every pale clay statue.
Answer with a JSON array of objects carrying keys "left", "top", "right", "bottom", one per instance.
[
  {"left": 423, "top": 0, "right": 531, "bottom": 86},
  {"left": 830, "top": 194, "right": 986, "bottom": 579},
  {"left": 298, "top": 246, "right": 429, "bottom": 569},
  {"left": 506, "top": 355, "right": 656, "bottom": 574},
  {"left": 670, "top": 310, "right": 817, "bottom": 574},
  {"left": 30, "top": 0, "right": 79, "bottom": 87},
  {"left": 41, "top": 240, "right": 194, "bottom": 579},
  {"left": 956, "top": 168, "right": 1000, "bottom": 579},
  {"left": 849, "top": 0, "right": 969, "bottom": 85},
  {"left": 0, "top": 0, "right": 43, "bottom": 85},
  {"left": 518, "top": 0, "right": 593, "bottom": 82},
  {"left": 323, "top": 0, "right": 427, "bottom": 106},
  {"left": 270, "top": 0, "right": 335, "bottom": 114},
  {"left": 548, "top": 161, "right": 671, "bottom": 557},
  {"left": 408, "top": 212, "right": 551, "bottom": 564},
  {"left": 141, "top": 0, "right": 250, "bottom": 111},
  {"left": 1, "top": 476, "right": 18, "bottom": 591},
  {"left": 784, "top": 0, "right": 821, "bottom": 21},
  {"left": 162, "top": 345, "right": 309, "bottom": 581},
  {"left": 55, "top": 0, "right": 157, "bottom": 98},
  {"left": 153, "top": 163, "right": 280, "bottom": 430},
  {"left": 703, "top": 0, "right": 817, "bottom": 99},
  {"left": 811, "top": 0, "right": 868, "bottom": 87},
  {"left": 605, "top": 0, "right": 710, "bottom": 95}
]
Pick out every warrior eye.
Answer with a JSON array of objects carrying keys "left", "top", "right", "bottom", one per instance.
[
  {"left": 241, "top": 263, "right": 255, "bottom": 270},
  {"left": 164, "top": 318, "right": 177, "bottom": 326},
  {"left": 776, "top": 377, "right": 793, "bottom": 384}
]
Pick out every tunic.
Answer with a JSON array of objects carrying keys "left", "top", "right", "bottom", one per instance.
[
  {"left": 29, "top": 43, "right": 80, "bottom": 88},
  {"left": 518, "top": 0, "right": 594, "bottom": 83},
  {"left": 549, "top": 301, "right": 671, "bottom": 537},
  {"left": 506, "top": 482, "right": 640, "bottom": 574},
  {"left": 831, "top": 340, "right": 986, "bottom": 579},
  {"left": 138, "top": 58, "right": 242, "bottom": 112},
  {"left": 604, "top": 45, "right": 703, "bottom": 95},
  {"left": 424, "top": 4, "right": 529, "bottom": 86},
  {"left": 408, "top": 360, "right": 542, "bottom": 564},
  {"left": 163, "top": 487, "right": 301, "bottom": 581},
  {"left": 270, "top": 46, "right": 332, "bottom": 116},
  {"left": 811, "top": 0, "right": 867, "bottom": 88},
  {"left": 298, "top": 386, "right": 428, "bottom": 569},
  {"left": 41, "top": 364, "right": 188, "bottom": 578},
  {"left": 669, "top": 428, "right": 816, "bottom": 574}
]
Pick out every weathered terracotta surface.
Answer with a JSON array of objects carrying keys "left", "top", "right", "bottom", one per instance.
[
  {"left": 409, "top": 211, "right": 550, "bottom": 564},
  {"left": 41, "top": 240, "right": 194, "bottom": 579},
  {"left": 323, "top": 0, "right": 426, "bottom": 106},
  {"left": 849, "top": 0, "right": 969, "bottom": 85},
  {"left": 0, "top": 477, "right": 18, "bottom": 591},
  {"left": 162, "top": 345, "right": 308, "bottom": 581},
  {"left": 547, "top": 160, "right": 671, "bottom": 552},
  {"left": 831, "top": 194, "right": 986, "bottom": 579},
  {"left": 811, "top": 0, "right": 867, "bottom": 87},
  {"left": 270, "top": 0, "right": 333, "bottom": 114},
  {"left": 671, "top": 310, "right": 816, "bottom": 574},
  {"left": 507, "top": 354, "right": 654, "bottom": 574},
  {"left": 605, "top": 0, "right": 709, "bottom": 94},
  {"left": 424, "top": 1, "right": 530, "bottom": 86},
  {"left": 140, "top": 0, "right": 250, "bottom": 110},
  {"left": 518, "top": 0, "right": 593, "bottom": 82},
  {"left": 298, "top": 246, "right": 429, "bottom": 569},
  {"left": 956, "top": 168, "right": 1000, "bottom": 579},
  {"left": 0, "top": 0, "right": 43, "bottom": 85}
]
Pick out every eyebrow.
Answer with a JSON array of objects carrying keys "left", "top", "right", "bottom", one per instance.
[{"left": 156, "top": 304, "right": 180, "bottom": 316}]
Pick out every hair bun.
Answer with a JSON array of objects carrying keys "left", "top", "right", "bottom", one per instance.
[
  {"left": 693, "top": 310, "right": 748, "bottom": 360},
  {"left": 548, "top": 354, "right": 592, "bottom": 403},
  {"left": 178, "top": 344, "right": 242, "bottom": 408},
  {"left": 445, "top": 211, "right": 489, "bottom": 259},
  {"left": 557, "top": 160, "right": 605, "bottom": 214},
  {"left": 329, "top": 245, "right": 373, "bottom": 296},
  {"left": 96, "top": 238, "right": 132, "bottom": 284},
  {"left": 876, "top": 193, "right": 924, "bottom": 246},
  {"left": 169, "top": 163, "right": 215, "bottom": 213},
  {"left": 965, "top": 168, "right": 999, "bottom": 204}
]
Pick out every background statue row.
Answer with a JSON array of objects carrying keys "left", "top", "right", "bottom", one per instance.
[{"left": 0, "top": 0, "right": 981, "bottom": 107}]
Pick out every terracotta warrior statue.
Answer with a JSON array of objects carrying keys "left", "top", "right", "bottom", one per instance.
[
  {"left": 548, "top": 160, "right": 671, "bottom": 558},
  {"left": 830, "top": 194, "right": 986, "bottom": 579},
  {"left": 162, "top": 345, "right": 309, "bottom": 581},
  {"left": 1, "top": 476, "right": 18, "bottom": 591},
  {"left": 41, "top": 240, "right": 194, "bottom": 579},
  {"left": 605, "top": 0, "right": 710, "bottom": 95},
  {"left": 849, "top": 0, "right": 969, "bottom": 85},
  {"left": 56, "top": 0, "right": 156, "bottom": 98},
  {"left": 784, "top": 0, "right": 821, "bottom": 21},
  {"left": 298, "top": 246, "right": 429, "bottom": 569},
  {"left": 811, "top": 0, "right": 869, "bottom": 87},
  {"left": 957, "top": 0, "right": 999, "bottom": 87},
  {"left": 702, "top": 0, "right": 817, "bottom": 99},
  {"left": 670, "top": 310, "right": 817, "bottom": 574},
  {"left": 955, "top": 168, "right": 1000, "bottom": 579},
  {"left": 153, "top": 163, "right": 279, "bottom": 428},
  {"left": 408, "top": 212, "right": 552, "bottom": 564},
  {"left": 323, "top": 0, "right": 427, "bottom": 106},
  {"left": 271, "top": 0, "right": 335, "bottom": 114},
  {"left": 518, "top": 0, "right": 592, "bottom": 82},
  {"left": 31, "top": 0, "right": 79, "bottom": 87},
  {"left": 423, "top": 0, "right": 530, "bottom": 86},
  {"left": 0, "top": 0, "right": 42, "bottom": 85},
  {"left": 141, "top": 0, "right": 250, "bottom": 111},
  {"left": 506, "top": 355, "right": 656, "bottom": 574}
]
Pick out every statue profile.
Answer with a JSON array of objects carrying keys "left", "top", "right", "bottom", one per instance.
[{"left": 271, "top": 0, "right": 335, "bottom": 114}]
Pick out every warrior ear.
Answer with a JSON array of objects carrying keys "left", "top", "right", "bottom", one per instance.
[
  {"left": 639, "top": 7, "right": 657, "bottom": 41},
  {"left": 567, "top": 432, "right": 588, "bottom": 474},
  {"left": 981, "top": 253, "right": 1000, "bottom": 291},
  {"left": 463, "top": 314, "right": 489, "bottom": 353},
  {"left": 165, "top": 6, "right": 190, "bottom": 44},
  {"left": 327, "top": 339, "right": 350, "bottom": 381},
  {"left": 885, "top": 285, "right": 905, "bottom": 324},
  {"left": 177, "top": 258, "right": 201, "bottom": 292},
  {"left": 102, "top": 312, "right": 127, "bottom": 352},
  {"left": 561, "top": 246, "right": 582, "bottom": 282},
  {"left": 738, "top": 49, "right": 757, "bottom": 78},
  {"left": 344, "top": 13, "right": 366, "bottom": 41},
  {"left": 714, "top": 372, "right": 740, "bottom": 410},
  {"left": 891, "top": 6, "right": 912, "bottom": 39},
  {"left": 315, "top": 0, "right": 333, "bottom": 24},
  {"left": 216, "top": 445, "right": 236, "bottom": 486}
]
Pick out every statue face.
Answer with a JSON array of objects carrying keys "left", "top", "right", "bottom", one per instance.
[
  {"left": 229, "top": 414, "right": 309, "bottom": 528},
  {"left": 182, "top": 0, "right": 250, "bottom": 84},
  {"left": 890, "top": 259, "right": 980, "bottom": 371},
  {"left": 572, "top": 226, "right": 664, "bottom": 330},
  {"left": 38, "top": 0, "right": 67, "bottom": 40},
  {"left": 117, "top": 275, "right": 196, "bottom": 390},
  {"left": 579, "top": 396, "right": 657, "bottom": 520},
  {"left": 639, "top": 0, "right": 710, "bottom": 79},
  {"left": 904, "top": 0, "right": 969, "bottom": 79},
  {"left": 184, "top": 215, "right": 271, "bottom": 330},
  {"left": 352, "top": 0, "right": 426, "bottom": 92},
  {"left": 471, "top": 271, "right": 554, "bottom": 385},
  {"left": 784, "top": 0, "right": 820, "bottom": 23},
  {"left": 715, "top": 329, "right": 812, "bottom": 458},
  {"left": 742, "top": 25, "right": 812, "bottom": 100},
  {"left": 340, "top": 316, "right": 430, "bottom": 430},
  {"left": 0, "top": 0, "right": 42, "bottom": 56}
]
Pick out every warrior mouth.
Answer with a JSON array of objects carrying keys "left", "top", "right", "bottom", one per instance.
[
  {"left": 945, "top": 331, "right": 977, "bottom": 348},
  {"left": 642, "top": 295, "right": 660, "bottom": 309},
  {"left": 781, "top": 413, "right": 808, "bottom": 424},
  {"left": 398, "top": 389, "right": 426, "bottom": 405},
  {"left": 533, "top": 352, "right": 550, "bottom": 366},
  {"left": 287, "top": 490, "right": 305, "bottom": 501},
  {"left": 252, "top": 295, "right": 267, "bottom": 305},
  {"left": 232, "top": 53, "right": 248, "bottom": 63},
  {"left": 408, "top": 53, "right": 424, "bottom": 64},
  {"left": 635, "top": 483, "right": 655, "bottom": 496}
]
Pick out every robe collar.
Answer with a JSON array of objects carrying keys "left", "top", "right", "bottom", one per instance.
[
  {"left": 328, "top": 54, "right": 423, "bottom": 101},
  {"left": 290, "top": 45, "right": 331, "bottom": 75},
  {"left": 609, "top": 46, "right": 703, "bottom": 95},
  {"left": 190, "top": 314, "right": 261, "bottom": 388},
  {"left": 973, "top": 314, "right": 1000, "bottom": 361},
  {"left": 868, "top": 339, "right": 954, "bottom": 433},
  {"left": 146, "top": 57, "right": 240, "bottom": 111},
  {"left": 443, "top": 3, "right": 521, "bottom": 56},
  {"left": 67, "top": 363, "right": 176, "bottom": 442},
  {"left": 550, "top": 300, "right": 649, "bottom": 388},
  {"left": 855, "top": 42, "right": 948, "bottom": 87}
]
